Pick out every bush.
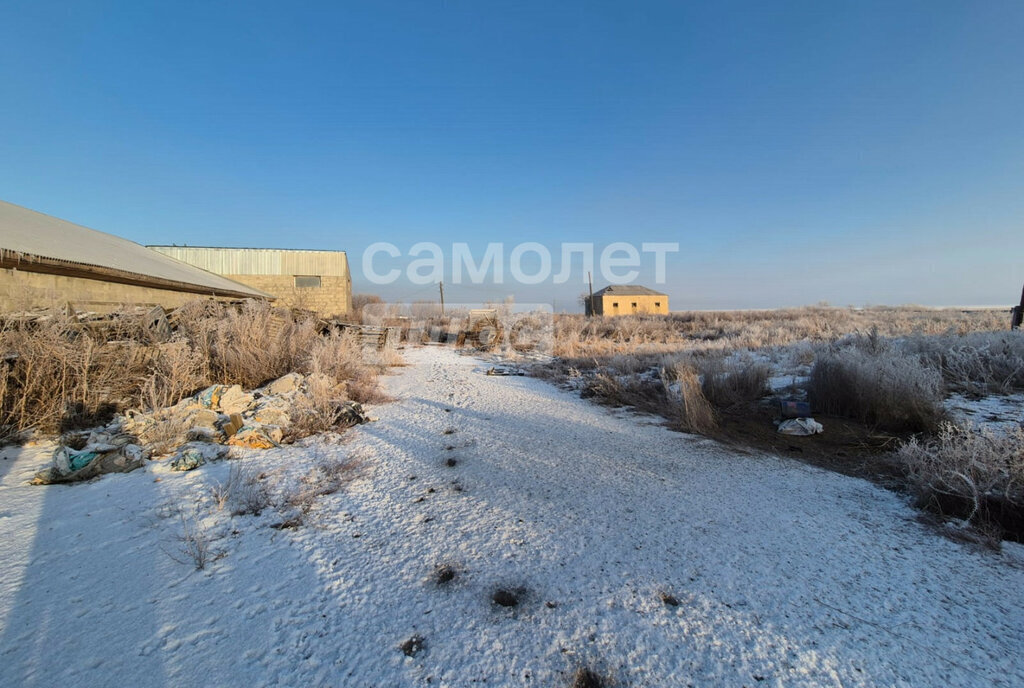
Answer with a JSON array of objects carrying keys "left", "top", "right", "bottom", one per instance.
[
  {"left": 901, "top": 332, "right": 1024, "bottom": 395},
  {"left": 808, "top": 346, "right": 945, "bottom": 432},
  {"left": 0, "top": 317, "right": 151, "bottom": 437},
  {"left": 227, "top": 463, "right": 270, "bottom": 516},
  {"left": 899, "top": 423, "right": 1024, "bottom": 514},
  {"left": 0, "top": 300, "right": 387, "bottom": 438},
  {"left": 696, "top": 356, "right": 770, "bottom": 408}
]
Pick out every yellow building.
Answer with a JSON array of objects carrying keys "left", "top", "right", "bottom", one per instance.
[
  {"left": 587, "top": 285, "right": 669, "bottom": 316},
  {"left": 0, "top": 200, "right": 269, "bottom": 312},
  {"left": 149, "top": 246, "right": 352, "bottom": 318}
]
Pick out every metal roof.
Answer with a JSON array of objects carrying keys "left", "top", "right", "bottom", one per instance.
[
  {"left": 0, "top": 200, "right": 270, "bottom": 299},
  {"left": 148, "top": 246, "right": 349, "bottom": 277},
  {"left": 592, "top": 284, "right": 667, "bottom": 297}
]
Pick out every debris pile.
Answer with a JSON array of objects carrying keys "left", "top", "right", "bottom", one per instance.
[
  {"left": 32, "top": 430, "right": 148, "bottom": 484},
  {"left": 32, "top": 372, "right": 371, "bottom": 483}
]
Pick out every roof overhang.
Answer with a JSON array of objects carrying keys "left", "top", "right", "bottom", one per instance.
[{"left": 1, "top": 250, "right": 274, "bottom": 301}]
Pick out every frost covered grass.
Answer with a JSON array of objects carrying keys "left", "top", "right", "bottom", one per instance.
[
  {"left": 0, "top": 300, "right": 388, "bottom": 440},
  {"left": 541, "top": 315, "right": 1024, "bottom": 537},
  {"left": 169, "top": 514, "right": 220, "bottom": 571},
  {"left": 899, "top": 423, "right": 1024, "bottom": 516},
  {"left": 902, "top": 331, "right": 1024, "bottom": 395},
  {"left": 552, "top": 305, "right": 1006, "bottom": 358},
  {"left": 808, "top": 344, "right": 946, "bottom": 433},
  {"left": 226, "top": 463, "right": 271, "bottom": 517},
  {"left": 694, "top": 355, "right": 770, "bottom": 409},
  {"left": 662, "top": 363, "right": 718, "bottom": 434}
]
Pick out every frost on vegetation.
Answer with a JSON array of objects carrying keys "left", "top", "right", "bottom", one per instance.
[
  {"left": 899, "top": 422, "right": 1024, "bottom": 514},
  {"left": 808, "top": 344, "right": 945, "bottom": 433},
  {"left": 222, "top": 463, "right": 270, "bottom": 517},
  {"left": 901, "top": 332, "right": 1024, "bottom": 396}
]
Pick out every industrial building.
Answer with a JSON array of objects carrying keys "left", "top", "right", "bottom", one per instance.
[
  {"left": 585, "top": 285, "right": 669, "bottom": 316},
  {"left": 148, "top": 246, "right": 352, "bottom": 318},
  {"left": 0, "top": 200, "right": 270, "bottom": 312}
]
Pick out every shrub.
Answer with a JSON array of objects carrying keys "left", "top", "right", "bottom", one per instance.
[
  {"left": 899, "top": 423, "right": 1024, "bottom": 515},
  {"left": 695, "top": 356, "right": 770, "bottom": 408},
  {"left": 226, "top": 464, "right": 270, "bottom": 516},
  {"left": 901, "top": 332, "right": 1024, "bottom": 395},
  {"left": 0, "top": 317, "right": 150, "bottom": 437},
  {"left": 808, "top": 346, "right": 945, "bottom": 432},
  {"left": 0, "top": 300, "right": 387, "bottom": 439},
  {"left": 168, "top": 514, "right": 219, "bottom": 570},
  {"left": 581, "top": 372, "right": 667, "bottom": 415}
]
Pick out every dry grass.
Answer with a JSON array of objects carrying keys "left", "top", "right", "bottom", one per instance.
[
  {"left": 899, "top": 423, "right": 1024, "bottom": 515},
  {"left": 0, "top": 300, "right": 388, "bottom": 440},
  {"left": 552, "top": 306, "right": 1006, "bottom": 358},
  {"left": 808, "top": 343, "right": 946, "bottom": 433},
  {"left": 167, "top": 514, "right": 220, "bottom": 570},
  {"left": 901, "top": 332, "right": 1024, "bottom": 395},
  {"left": 281, "top": 455, "right": 361, "bottom": 516},
  {"left": 226, "top": 463, "right": 271, "bottom": 516},
  {"left": 663, "top": 364, "right": 718, "bottom": 434},
  {"left": 695, "top": 356, "right": 770, "bottom": 409}
]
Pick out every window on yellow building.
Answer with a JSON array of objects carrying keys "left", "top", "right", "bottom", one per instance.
[{"left": 294, "top": 275, "right": 321, "bottom": 288}]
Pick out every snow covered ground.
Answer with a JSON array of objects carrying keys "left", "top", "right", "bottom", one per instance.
[{"left": 1, "top": 345, "right": 1022, "bottom": 687}]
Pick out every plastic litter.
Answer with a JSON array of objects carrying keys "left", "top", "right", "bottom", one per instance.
[
  {"left": 228, "top": 424, "right": 283, "bottom": 449},
  {"left": 197, "top": 385, "right": 229, "bottom": 409},
  {"left": 169, "top": 443, "right": 228, "bottom": 471},
  {"left": 778, "top": 418, "right": 824, "bottom": 436},
  {"left": 337, "top": 401, "right": 369, "bottom": 427},
  {"left": 170, "top": 448, "right": 206, "bottom": 471},
  {"left": 32, "top": 440, "right": 147, "bottom": 485}
]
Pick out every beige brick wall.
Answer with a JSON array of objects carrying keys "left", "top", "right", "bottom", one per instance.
[
  {"left": 222, "top": 274, "right": 351, "bottom": 318},
  {"left": 0, "top": 269, "right": 242, "bottom": 312},
  {"left": 598, "top": 293, "right": 668, "bottom": 316}
]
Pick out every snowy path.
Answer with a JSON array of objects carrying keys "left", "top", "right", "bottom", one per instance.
[{"left": 1, "top": 345, "right": 1022, "bottom": 687}]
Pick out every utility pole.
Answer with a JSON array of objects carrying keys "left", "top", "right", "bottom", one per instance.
[
  {"left": 587, "top": 271, "right": 594, "bottom": 317},
  {"left": 439, "top": 281, "right": 445, "bottom": 317}
]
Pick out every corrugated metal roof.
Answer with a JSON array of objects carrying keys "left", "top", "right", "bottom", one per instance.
[
  {"left": 148, "top": 246, "right": 349, "bottom": 277},
  {"left": 0, "top": 200, "right": 270, "bottom": 298},
  {"left": 593, "top": 284, "right": 667, "bottom": 297}
]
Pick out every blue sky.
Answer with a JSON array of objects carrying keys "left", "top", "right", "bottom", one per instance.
[{"left": 1, "top": 1, "right": 1021, "bottom": 309}]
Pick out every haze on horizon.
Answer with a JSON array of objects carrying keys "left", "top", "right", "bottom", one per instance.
[{"left": 1, "top": 1, "right": 1021, "bottom": 310}]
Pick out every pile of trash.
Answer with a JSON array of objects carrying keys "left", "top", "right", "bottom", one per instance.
[
  {"left": 775, "top": 399, "right": 824, "bottom": 436},
  {"left": 32, "top": 372, "right": 371, "bottom": 483},
  {"left": 31, "top": 429, "right": 149, "bottom": 485}
]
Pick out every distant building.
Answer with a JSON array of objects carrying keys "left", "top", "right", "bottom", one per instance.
[
  {"left": 0, "top": 200, "right": 269, "bottom": 312},
  {"left": 586, "top": 285, "right": 668, "bottom": 316},
  {"left": 149, "top": 246, "right": 352, "bottom": 318}
]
